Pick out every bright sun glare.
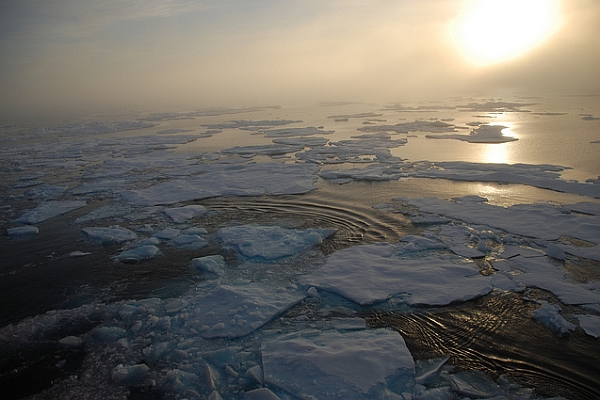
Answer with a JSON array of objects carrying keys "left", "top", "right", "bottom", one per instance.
[{"left": 452, "top": 0, "right": 561, "bottom": 66}]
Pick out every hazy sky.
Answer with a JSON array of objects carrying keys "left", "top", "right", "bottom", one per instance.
[{"left": 1, "top": 0, "right": 598, "bottom": 120}]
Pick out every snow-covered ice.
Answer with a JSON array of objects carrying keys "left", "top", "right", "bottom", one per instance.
[
  {"left": 115, "top": 245, "right": 162, "bottom": 263},
  {"left": 163, "top": 204, "right": 208, "bottom": 223},
  {"left": 426, "top": 124, "right": 518, "bottom": 143},
  {"left": 217, "top": 224, "right": 336, "bottom": 261},
  {"left": 184, "top": 284, "right": 305, "bottom": 339},
  {"left": 262, "top": 329, "right": 414, "bottom": 399},
  {"left": 575, "top": 314, "right": 600, "bottom": 338},
  {"left": 300, "top": 242, "right": 492, "bottom": 306},
  {"left": 6, "top": 225, "right": 39, "bottom": 239},
  {"left": 532, "top": 302, "right": 577, "bottom": 336},
  {"left": 15, "top": 200, "right": 87, "bottom": 224},
  {"left": 81, "top": 225, "right": 138, "bottom": 244},
  {"left": 121, "top": 163, "right": 320, "bottom": 205}
]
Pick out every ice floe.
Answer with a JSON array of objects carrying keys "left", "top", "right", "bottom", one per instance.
[
  {"left": 121, "top": 163, "right": 320, "bottom": 205},
  {"left": 115, "top": 245, "right": 162, "bottom": 263},
  {"left": 398, "top": 197, "right": 600, "bottom": 253},
  {"left": 6, "top": 225, "right": 39, "bottom": 240},
  {"left": 185, "top": 284, "right": 305, "bottom": 339},
  {"left": 532, "top": 302, "right": 576, "bottom": 336},
  {"left": 81, "top": 225, "right": 138, "bottom": 244},
  {"left": 575, "top": 314, "right": 600, "bottom": 338},
  {"left": 262, "top": 329, "right": 414, "bottom": 399},
  {"left": 217, "top": 224, "right": 336, "bottom": 261},
  {"left": 426, "top": 124, "right": 518, "bottom": 143},
  {"left": 15, "top": 200, "right": 87, "bottom": 224},
  {"left": 301, "top": 243, "right": 492, "bottom": 306}
]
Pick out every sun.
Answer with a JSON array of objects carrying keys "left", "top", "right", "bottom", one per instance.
[{"left": 451, "top": 0, "right": 561, "bottom": 66}]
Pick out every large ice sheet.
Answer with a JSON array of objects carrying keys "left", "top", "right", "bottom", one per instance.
[
  {"left": 184, "top": 284, "right": 305, "bottom": 339},
  {"left": 261, "top": 329, "right": 415, "bottom": 399},
  {"left": 300, "top": 243, "right": 492, "bottom": 306},
  {"left": 411, "top": 162, "right": 600, "bottom": 198},
  {"left": 400, "top": 197, "right": 600, "bottom": 249},
  {"left": 15, "top": 200, "right": 87, "bottom": 224},
  {"left": 121, "top": 163, "right": 319, "bottom": 205},
  {"left": 217, "top": 224, "right": 336, "bottom": 261}
]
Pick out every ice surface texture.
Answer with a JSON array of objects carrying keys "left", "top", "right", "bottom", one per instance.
[
  {"left": 185, "top": 284, "right": 305, "bottom": 339},
  {"left": 121, "top": 163, "right": 319, "bottom": 205},
  {"left": 217, "top": 224, "right": 336, "bottom": 261},
  {"left": 262, "top": 329, "right": 414, "bottom": 399},
  {"left": 301, "top": 242, "right": 492, "bottom": 306},
  {"left": 15, "top": 200, "right": 87, "bottom": 224}
]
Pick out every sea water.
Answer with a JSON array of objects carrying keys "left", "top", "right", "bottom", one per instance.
[{"left": 1, "top": 95, "right": 599, "bottom": 399}]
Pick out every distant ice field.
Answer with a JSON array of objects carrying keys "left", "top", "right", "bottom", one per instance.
[{"left": 1, "top": 96, "right": 600, "bottom": 399}]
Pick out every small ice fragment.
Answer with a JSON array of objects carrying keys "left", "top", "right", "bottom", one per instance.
[
  {"left": 81, "top": 225, "right": 137, "bottom": 244},
  {"left": 58, "top": 336, "right": 83, "bottom": 348},
  {"left": 546, "top": 243, "right": 566, "bottom": 260},
  {"left": 415, "top": 357, "right": 449, "bottom": 386},
  {"left": 307, "top": 286, "right": 320, "bottom": 297},
  {"left": 575, "top": 314, "right": 600, "bottom": 338},
  {"left": 246, "top": 365, "right": 263, "bottom": 384},
  {"left": 183, "top": 227, "right": 208, "bottom": 235},
  {"left": 68, "top": 250, "right": 91, "bottom": 257},
  {"left": 115, "top": 245, "right": 162, "bottom": 263},
  {"left": 217, "top": 224, "right": 336, "bottom": 261},
  {"left": 188, "top": 255, "right": 227, "bottom": 276},
  {"left": 532, "top": 303, "right": 576, "bottom": 336},
  {"left": 154, "top": 227, "right": 180, "bottom": 240},
  {"left": 208, "top": 390, "right": 223, "bottom": 400},
  {"left": 92, "top": 326, "right": 128, "bottom": 342},
  {"left": 164, "top": 205, "right": 207, "bottom": 223},
  {"left": 111, "top": 363, "right": 149, "bottom": 384},
  {"left": 444, "top": 370, "right": 502, "bottom": 398},
  {"left": 244, "top": 388, "right": 281, "bottom": 400},
  {"left": 330, "top": 317, "right": 366, "bottom": 331},
  {"left": 170, "top": 234, "right": 208, "bottom": 250},
  {"left": 7, "top": 226, "right": 39, "bottom": 240}
]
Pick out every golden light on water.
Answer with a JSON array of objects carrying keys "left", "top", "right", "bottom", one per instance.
[
  {"left": 451, "top": 0, "right": 561, "bottom": 66},
  {"left": 481, "top": 123, "right": 516, "bottom": 164}
]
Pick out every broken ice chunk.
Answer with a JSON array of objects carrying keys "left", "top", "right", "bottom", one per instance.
[
  {"left": 163, "top": 205, "right": 207, "bottom": 223},
  {"left": 15, "top": 200, "right": 87, "bottom": 224},
  {"left": 185, "top": 284, "right": 305, "bottom": 339},
  {"left": 575, "top": 314, "right": 600, "bottom": 338},
  {"left": 25, "top": 184, "right": 68, "bottom": 199},
  {"left": 532, "top": 303, "right": 576, "bottom": 336},
  {"left": 261, "top": 329, "right": 414, "bottom": 398},
  {"left": 115, "top": 245, "right": 162, "bottom": 263},
  {"left": 188, "top": 255, "right": 227, "bottom": 276},
  {"left": 111, "top": 363, "right": 149, "bottom": 384},
  {"left": 217, "top": 224, "right": 336, "bottom": 261},
  {"left": 81, "top": 225, "right": 137, "bottom": 244},
  {"left": 169, "top": 234, "right": 207, "bottom": 250},
  {"left": 6, "top": 225, "right": 39, "bottom": 240},
  {"left": 154, "top": 227, "right": 180, "bottom": 240}
]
